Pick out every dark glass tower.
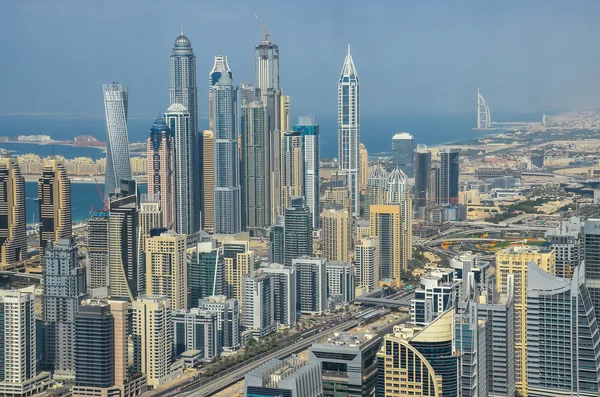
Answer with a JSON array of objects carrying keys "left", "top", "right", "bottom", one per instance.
[
  {"left": 284, "top": 197, "right": 313, "bottom": 265},
  {"left": 414, "top": 144, "right": 431, "bottom": 219},
  {"left": 440, "top": 149, "right": 459, "bottom": 205}
]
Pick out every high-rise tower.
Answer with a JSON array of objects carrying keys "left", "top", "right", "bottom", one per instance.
[
  {"left": 38, "top": 158, "right": 71, "bottom": 259},
  {"left": 212, "top": 62, "right": 242, "bottom": 234},
  {"left": 440, "top": 149, "right": 460, "bottom": 205},
  {"left": 414, "top": 144, "right": 431, "bottom": 219},
  {"left": 209, "top": 54, "right": 232, "bottom": 131},
  {"left": 338, "top": 45, "right": 360, "bottom": 216},
  {"left": 255, "top": 30, "right": 282, "bottom": 223},
  {"left": 103, "top": 83, "right": 132, "bottom": 201},
  {"left": 170, "top": 31, "right": 200, "bottom": 233},
  {"left": 293, "top": 116, "right": 320, "bottom": 229},
  {"left": 202, "top": 130, "right": 215, "bottom": 232},
  {"left": 165, "top": 104, "right": 195, "bottom": 234},
  {"left": 147, "top": 118, "right": 175, "bottom": 229},
  {"left": 0, "top": 156, "right": 26, "bottom": 269},
  {"left": 392, "top": 132, "right": 414, "bottom": 178}
]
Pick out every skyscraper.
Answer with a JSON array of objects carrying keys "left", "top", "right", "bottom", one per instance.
[
  {"left": 172, "top": 308, "right": 217, "bottom": 361},
  {"left": 526, "top": 261, "right": 600, "bottom": 396},
  {"left": 293, "top": 116, "right": 320, "bottom": 229},
  {"left": 223, "top": 240, "right": 254, "bottom": 305},
  {"left": 280, "top": 95, "right": 291, "bottom": 131},
  {"left": 281, "top": 130, "right": 304, "bottom": 210},
  {"left": 188, "top": 241, "right": 224, "bottom": 307},
  {"left": 0, "top": 286, "right": 51, "bottom": 397},
  {"left": 269, "top": 216, "right": 285, "bottom": 264},
  {"left": 209, "top": 54, "right": 232, "bottom": 131},
  {"left": 103, "top": 83, "right": 132, "bottom": 201},
  {"left": 440, "top": 149, "right": 460, "bottom": 205},
  {"left": 293, "top": 257, "right": 327, "bottom": 315},
  {"left": 359, "top": 143, "right": 369, "bottom": 193},
  {"left": 198, "top": 295, "right": 241, "bottom": 352},
  {"left": 584, "top": 219, "right": 600, "bottom": 313},
  {"left": 261, "top": 262, "right": 296, "bottom": 328},
  {"left": 242, "top": 270, "right": 277, "bottom": 338},
  {"left": 241, "top": 102, "right": 271, "bottom": 233},
  {"left": 166, "top": 103, "right": 195, "bottom": 234},
  {"left": 338, "top": 45, "right": 360, "bottom": 216},
  {"left": 38, "top": 158, "right": 71, "bottom": 259},
  {"left": 0, "top": 155, "right": 26, "bottom": 269},
  {"left": 255, "top": 30, "right": 282, "bottom": 222},
  {"left": 326, "top": 261, "right": 355, "bottom": 305},
  {"left": 202, "top": 130, "right": 215, "bottom": 232},
  {"left": 414, "top": 144, "right": 431, "bottom": 219},
  {"left": 43, "top": 237, "right": 87, "bottom": 378},
  {"left": 108, "top": 183, "right": 140, "bottom": 301},
  {"left": 145, "top": 231, "right": 187, "bottom": 310},
  {"left": 365, "top": 164, "right": 387, "bottom": 217},
  {"left": 355, "top": 238, "right": 379, "bottom": 293},
  {"left": 392, "top": 132, "right": 414, "bottom": 178},
  {"left": 212, "top": 63, "right": 242, "bottom": 234},
  {"left": 322, "top": 205, "right": 352, "bottom": 263},
  {"left": 170, "top": 31, "right": 200, "bottom": 232},
  {"left": 87, "top": 210, "right": 109, "bottom": 291},
  {"left": 284, "top": 197, "right": 313, "bottom": 265},
  {"left": 146, "top": 117, "right": 175, "bottom": 229}
]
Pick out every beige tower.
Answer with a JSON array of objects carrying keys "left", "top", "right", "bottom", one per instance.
[
  {"left": 0, "top": 156, "right": 26, "bottom": 270},
  {"left": 355, "top": 237, "right": 379, "bottom": 293},
  {"left": 495, "top": 245, "right": 555, "bottom": 396},
  {"left": 145, "top": 231, "right": 187, "bottom": 310},
  {"left": 280, "top": 95, "right": 291, "bottom": 132},
  {"left": 322, "top": 206, "right": 353, "bottom": 263},
  {"left": 202, "top": 130, "right": 215, "bottom": 232},
  {"left": 38, "top": 158, "right": 71, "bottom": 259},
  {"left": 359, "top": 143, "right": 369, "bottom": 192},
  {"left": 281, "top": 131, "right": 304, "bottom": 210},
  {"left": 223, "top": 240, "right": 254, "bottom": 306}
]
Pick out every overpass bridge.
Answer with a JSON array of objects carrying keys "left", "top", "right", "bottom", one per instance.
[{"left": 354, "top": 289, "right": 414, "bottom": 308}]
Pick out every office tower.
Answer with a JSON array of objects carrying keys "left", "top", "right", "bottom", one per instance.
[
  {"left": 108, "top": 185, "right": 140, "bottom": 301},
  {"left": 132, "top": 296, "right": 182, "bottom": 388},
  {"left": 440, "top": 149, "right": 460, "bottom": 205},
  {"left": 366, "top": 164, "right": 387, "bottom": 216},
  {"left": 170, "top": 31, "right": 200, "bottom": 233},
  {"left": 166, "top": 104, "right": 196, "bottom": 234},
  {"left": 326, "top": 261, "right": 355, "bottom": 305},
  {"left": 245, "top": 357, "right": 323, "bottom": 397},
  {"left": 293, "top": 257, "right": 327, "bottom": 315},
  {"left": 103, "top": 83, "right": 132, "bottom": 201},
  {"left": 87, "top": 210, "right": 109, "bottom": 291},
  {"left": 172, "top": 308, "right": 217, "bottom": 361},
  {"left": 74, "top": 301, "right": 114, "bottom": 389},
  {"left": 526, "top": 261, "right": 600, "bottom": 396},
  {"left": 477, "top": 88, "right": 491, "bottom": 129},
  {"left": 0, "top": 286, "right": 51, "bottom": 396},
  {"left": 223, "top": 240, "right": 254, "bottom": 304},
  {"left": 323, "top": 185, "right": 352, "bottom": 215},
  {"left": 455, "top": 303, "right": 487, "bottom": 397},
  {"left": 430, "top": 165, "right": 441, "bottom": 205},
  {"left": 377, "top": 310, "right": 458, "bottom": 397},
  {"left": 414, "top": 144, "right": 431, "bottom": 219},
  {"left": 384, "top": 169, "right": 412, "bottom": 272},
  {"left": 188, "top": 241, "right": 224, "bottom": 308},
  {"left": 411, "top": 268, "right": 460, "bottom": 326},
  {"left": 145, "top": 231, "right": 187, "bottom": 310},
  {"left": 392, "top": 132, "right": 414, "bottom": 177},
  {"left": 212, "top": 66, "right": 242, "bottom": 234},
  {"left": 43, "top": 237, "right": 86, "bottom": 378},
  {"left": 355, "top": 238, "right": 379, "bottom": 293},
  {"left": 240, "top": 82, "right": 255, "bottom": 106},
  {"left": 241, "top": 102, "right": 271, "bottom": 233},
  {"left": 209, "top": 54, "right": 232, "bottom": 131},
  {"left": 293, "top": 116, "right": 320, "bottom": 228},
  {"left": 322, "top": 205, "right": 352, "bottom": 262},
  {"left": 202, "top": 130, "right": 215, "bottom": 232},
  {"left": 38, "top": 158, "right": 71, "bottom": 259},
  {"left": 338, "top": 45, "right": 360, "bottom": 216},
  {"left": 583, "top": 220, "right": 600, "bottom": 313},
  {"left": 284, "top": 197, "right": 313, "bottom": 265},
  {"left": 281, "top": 130, "right": 304, "bottom": 210},
  {"left": 0, "top": 155, "right": 26, "bottom": 269},
  {"left": 146, "top": 117, "right": 175, "bottom": 229},
  {"left": 359, "top": 143, "right": 369, "bottom": 193},
  {"left": 309, "top": 332, "right": 381, "bottom": 397},
  {"left": 545, "top": 217, "right": 582, "bottom": 278},
  {"left": 495, "top": 246, "right": 556, "bottom": 396},
  {"left": 241, "top": 270, "right": 277, "bottom": 338},
  {"left": 269, "top": 215, "right": 285, "bottom": 264},
  {"left": 198, "top": 295, "right": 240, "bottom": 352},
  {"left": 261, "top": 263, "right": 296, "bottom": 327},
  {"left": 139, "top": 193, "right": 162, "bottom": 245},
  {"left": 73, "top": 300, "right": 147, "bottom": 397},
  {"left": 370, "top": 204, "right": 411, "bottom": 286},
  {"left": 280, "top": 95, "right": 291, "bottom": 131},
  {"left": 255, "top": 31, "right": 282, "bottom": 222}
]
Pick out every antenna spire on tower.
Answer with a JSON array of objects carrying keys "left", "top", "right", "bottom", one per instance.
[
  {"left": 180, "top": 24, "right": 184, "bottom": 36},
  {"left": 348, "top": 43, "right": 351, "bottom": 56}
]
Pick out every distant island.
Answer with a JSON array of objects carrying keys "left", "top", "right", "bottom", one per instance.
[{"left": 0, "top": 134, "right": 106, "bottom": 148}]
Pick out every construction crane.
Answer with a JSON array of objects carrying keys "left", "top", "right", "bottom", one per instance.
[
  {"left": 255, "top": 10, "right": 270, "bottom": 42},
  {"left": 94, "top": 178, "right": 108, "bottom": 211}
]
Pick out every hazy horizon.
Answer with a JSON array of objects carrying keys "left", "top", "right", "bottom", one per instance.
[{"left": 3, "top": 1, "right": 600, "bottom": 122}]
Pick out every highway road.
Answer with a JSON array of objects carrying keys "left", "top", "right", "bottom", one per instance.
[{"left": 177, "top": 320, "right": 360, "bottom": 397}]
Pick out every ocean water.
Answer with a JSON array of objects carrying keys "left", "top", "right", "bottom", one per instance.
[{"left": 9, "top": 110, "right": 545, "bottom": 223}]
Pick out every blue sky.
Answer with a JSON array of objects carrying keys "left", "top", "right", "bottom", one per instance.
[{"left": 2, "top": 0, "right": 599, "bottom": 124}]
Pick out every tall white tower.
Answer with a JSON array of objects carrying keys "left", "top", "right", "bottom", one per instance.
[
  {"left": 477, "top": 88, "right": 491, "bottom": 129},
  {"left": 338, "top": 45, "right": 360, "bottom": 216},
  {"left": 103, "top": 83, "right": 132, "bottom": 200}
]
